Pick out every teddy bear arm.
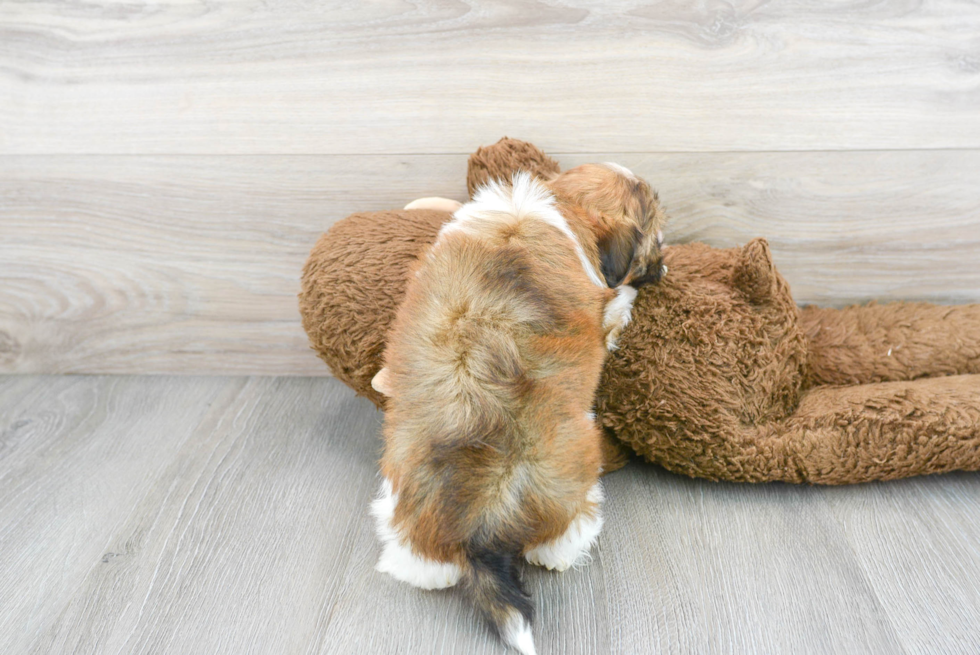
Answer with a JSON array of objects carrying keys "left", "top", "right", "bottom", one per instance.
[{"left": 801, "top": 302, "right": 980, "bottom": 388}]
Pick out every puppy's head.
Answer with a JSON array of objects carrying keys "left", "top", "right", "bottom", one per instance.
[{"left": 548, "top": 163, "right": 667, "bottom": 288}]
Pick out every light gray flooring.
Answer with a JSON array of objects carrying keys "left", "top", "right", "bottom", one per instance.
[{"left": 2, "top": 375, "right": 979, "bottom": 654}]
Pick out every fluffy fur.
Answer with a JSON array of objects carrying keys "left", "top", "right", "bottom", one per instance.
[
  {"left": 371, "top": 478, "right": 462, "bottom": 589},
  {"left": 373, "top": 167, "right": 665, "bottom": 653},
  {"left": 548, "top": 163, "right": 666, "bottom": 288},
  {"left": 299, "top": 136, "right": 980, "bottom": 493},
  {"left": 602, "top": 285, "right": 638, "bottom": 351},
  {"left": 524, "top": 481, "right": 604, "bottom": 571},
  {"left": 437, "top": 172, "right": 607, "bottom": 289},
  {"left": 501, "top": 611, "right": 537, "bottom": 655}
]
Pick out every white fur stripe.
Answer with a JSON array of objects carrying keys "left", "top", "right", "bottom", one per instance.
[
  {"left": 435, "top": 172, "right": 606, "bottom": 288},
  {"left": 603, "top": 284, "right": 638, "bottom": 351}
]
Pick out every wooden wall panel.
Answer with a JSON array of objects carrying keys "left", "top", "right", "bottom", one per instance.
[
  {"left": 2, "top": 151, "right": 978, "bottom": 375},
  {"left": 1, "top": 1, "right": 979, "bottom": 154}
]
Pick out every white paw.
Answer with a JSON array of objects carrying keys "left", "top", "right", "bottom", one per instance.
[
  {"left": 370, "top": 478, "right": 461, "bottom": 590},
  {"left": 375, "top": 539, "right": 461, "bottom": 590},
  {"left": 525, "top": 482, "right": 604, "bottom": 572}
]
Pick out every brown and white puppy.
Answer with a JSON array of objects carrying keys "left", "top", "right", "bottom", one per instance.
[{"left": 371, "top": 165, "right": 666, "bottom": 655}]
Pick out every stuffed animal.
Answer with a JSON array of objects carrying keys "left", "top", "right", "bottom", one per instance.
[{"left": 300, "top": 139, "right": 980, "bottom": 484}]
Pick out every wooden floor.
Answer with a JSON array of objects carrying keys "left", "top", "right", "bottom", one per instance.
[{"left": 2, "top": 374, "right": 979, "bottom": 655}]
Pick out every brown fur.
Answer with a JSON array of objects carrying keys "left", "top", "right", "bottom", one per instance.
[
  {"left": 548, "top": 164, "right": 667, "bottom": 287},
  {"left": 597, "top": 240, "right": 980, "bottom": 484},
  {"left": 371, "top": 167, "right": 663, "bottom": 644},
  {"left": 379, "top": 207, "right": 608, "bottom": 563},
  {"left": 375, "top": 163, "right": 666, "bottom": 563},
  {"left": 299, "top": 138, "right": 980, "bottom": 486}
]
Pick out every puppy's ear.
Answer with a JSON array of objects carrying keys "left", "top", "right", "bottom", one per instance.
[
  {"left": 371, "top": 367, "right": 392, "bottom": 397},
  {"left": 597, "top": 225, "right": 642, "bottom": 288}
]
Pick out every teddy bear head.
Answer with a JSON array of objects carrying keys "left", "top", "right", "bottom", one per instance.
[{"left": 594, "top": 238, "right": 810, "bottom": 469}]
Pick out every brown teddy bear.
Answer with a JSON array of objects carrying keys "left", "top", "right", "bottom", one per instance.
[{"left": 300, "top": 139, "right": 980, "bottom": 484}]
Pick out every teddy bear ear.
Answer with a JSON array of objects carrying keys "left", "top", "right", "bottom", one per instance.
[
  {"left": 466, "top": 138, "right": 561, "bottom": 198},
  {"left": 732, "top": 238, "right": 778, "bottom": 305}
]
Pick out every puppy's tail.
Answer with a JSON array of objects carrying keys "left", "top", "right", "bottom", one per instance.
[{"left": 462, "top": 542, "right": 536, "bottom": 655}]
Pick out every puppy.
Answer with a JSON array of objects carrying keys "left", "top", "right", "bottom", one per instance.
[{"left": 371, "top": 165, "right": 666, "bottom": 654}]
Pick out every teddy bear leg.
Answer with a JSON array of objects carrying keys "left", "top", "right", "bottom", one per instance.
[
  {"left": 778, "top": 374, "right": 980, "bottom": 484},
  {"left": 525, "top": 482, "right": 604, "bottom": 572},
  {"left": 801, "top": 302, "right": 980, "bottom": 387}
]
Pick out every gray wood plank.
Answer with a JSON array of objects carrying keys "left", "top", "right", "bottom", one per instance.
[
  {"left": 0, "top": 154, "right": 467, "bottom": 376},
  {"left": 2, "top": 1, "right": 979, "bottom": 154},
  {"left": 565, "top": 150, "right": 980, "bottom": 308},
  {"left": 2, "top": 151, "right": 978, "bottom": 376},
  {"left": 820, "top": 474, "right": 980, "bottom": 655},
  {"left": 2, "top": 375, "right": 980, "bottom": 654},
  {"left": 596, "top": 465, "right": 906, "bottom": 655},
  {"left": 29, "top": 376, "right": 386, "bottom": 655},
  {"left": 0, "top": 375, "right": 237, "bottom": 654}
]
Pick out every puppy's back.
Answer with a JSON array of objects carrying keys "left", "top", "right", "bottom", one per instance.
[
  {"left": 384, "top": 199, "right": 605, "bottom": 527},
  {"left": 378, "top": 178, "right": 619, "bottom": 654}
]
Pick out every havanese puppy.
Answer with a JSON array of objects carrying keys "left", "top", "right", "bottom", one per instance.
[{"left": 370, "top": 164, "right": 667, "bottom": 654}]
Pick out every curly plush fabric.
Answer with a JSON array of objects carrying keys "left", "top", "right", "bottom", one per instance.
[
  {"left": 594, "top": 241, "right": 980, "bottom": 483},
  {"left": 466, "top": 137, "right": 561, "bottom": 197},
  {"left": 800, "top": 302, "right": 980, "bottom": 387},
  {"left": 299, "top": 209, "right": 448, "bottom": 409},
  {"left": 299, "top": 139, "right": 980, "bottom": 484}
]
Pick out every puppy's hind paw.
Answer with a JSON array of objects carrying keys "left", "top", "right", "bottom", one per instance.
[{"left": 524, "top": 483, "right": 604, "bottom": 572}]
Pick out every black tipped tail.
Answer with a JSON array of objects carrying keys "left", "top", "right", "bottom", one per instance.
[{"left": 462, "top": 545, "right": 536, "bottom": 655}]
